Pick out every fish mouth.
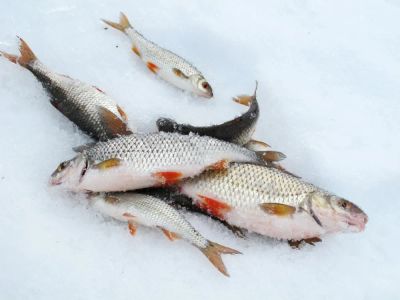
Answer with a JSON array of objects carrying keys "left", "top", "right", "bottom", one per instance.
[
  {"left": 346, "top": 214, "right": 368, "bottom": 232},
  {"left": 49, "top": 177, "right": 62, "bottom": 186}
]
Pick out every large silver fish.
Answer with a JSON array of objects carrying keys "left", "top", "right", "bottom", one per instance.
[
  {"left": 157, "top": 83, "right": 268, "bottom": 150},
  {"left": 50, "top": 132, "right": 284, "bottom": 192},
  {"left": 180, "top": 163, "right": 368, "bottom": 243},
  {"left": 0, "top": 38, "right": 132, "bottom": 141},
  {"left": 102, "top": 13, "right": 213, "bottom": 98},
  {"left": 90, "top": 192, "right": 240, "bottom": 276}
]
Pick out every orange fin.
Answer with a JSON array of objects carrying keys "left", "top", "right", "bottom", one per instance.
[
  {"left": 102, "top": 12, "right": 132, "bottom": 32},
  {"left": 93, "top": 158, "right": 121, "bottom": 170},
  {"left": 258, "top": 151, "right": 286, "bottom": 162},
  {"left": 105, "top": 195, "right": 120, "bottom": 204},
  {"left": 259, "top": 203, "right": 296, "bottom": 216},
  {"left": 197, "top": 195, "right": 231, "bottom": 219},
  {"left": 233, "top": 81, "right": 258, "bottom": 106},
  {"left": 208, "top": 159, "right": 229, "bottom": 171},
  {"left": 117, "top": 105, "right": 128, "bottom": 122},
  {"left": 172, "top": 68, "right": 189, "bottom": 79},
  {"left": 200, "top": 241, "right": 241, "bottom": 277},
  {"left": 97, "top": 106, "right": 133, "bottom": 137},
  {"left": 153, "top": 171, "right": 183, "bottom": 185},
  {"left": 17, "top": 37, "right": 37, "bottom": 67},
  {"left": 128, "top": 221, "right": 137, "bottom": 236},
  {"left": 160, "top": 228, "right": 181, "bottom": 241},
  {"left": 244, "top": 139, "right": 270, "bottom": 151},
  {"left": 0, "top": 51, "right": 18, "bottom": 64},
  {"left": 132, "top": 46, "right": 141, "bottom": 57},
  {"left": 147, "top": 61, "right": 159, "bottom": 74}
]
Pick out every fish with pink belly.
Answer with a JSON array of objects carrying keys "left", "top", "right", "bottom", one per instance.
[
  {"left": 179, "top": 163, "right": 368, "bottom": 246},
  {"left": 50, "top": 132, "right": 285, "bottom": 192}
]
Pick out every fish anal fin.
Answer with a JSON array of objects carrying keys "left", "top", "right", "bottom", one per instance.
[
  {"left": 147, "top": 61, "right": 159, "bottom": 74},
  {"left": 97, "top": 106, "right": 133, "bottom": 137},
  {"left": 244, "top": 139, "right": 270, "bottom": 151},
  {"left": 153, "top": 171, "right": 183, "bottom": 185},
  {"left": 208, "top": 159, "right": 229, "bottom": 171},
  {"left": 200, "top": 241, "right": 241, "bottom": 277},
  {"left": 127, "top": 221, "right": 137, "bottom": 236},
  {"left": 258, "top": 151, "right": 286, "bottom": 163},
  {"left": 160, "top": 227, "right": 181, "bottom": 241},
  {"left": 132, "top": 46, "right": 141, "bottom": 57},
  {"left": 259, "top": 203, "right": 296, "bottom": 216},
  {"left": 197, "top": 195, "right": 231, "bottom": 219},
  {"left": 93, "top": 158, "right": 121, "bottom": 170},
  {"left": 172, "top": 68, "right": 189, "bottom": 79}
]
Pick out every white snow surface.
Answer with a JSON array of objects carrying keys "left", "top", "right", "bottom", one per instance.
[{"left": 0, "top": 0, "right": 399, "bottom": 299}]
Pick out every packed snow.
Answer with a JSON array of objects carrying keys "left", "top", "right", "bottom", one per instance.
[{"left": 1, "top": 0, "right": 399, "bottom": 299}]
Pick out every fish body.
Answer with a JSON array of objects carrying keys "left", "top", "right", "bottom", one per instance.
[
  {"left": 0, "top": 38, "right": 132, "bottom": 141},
  {"left": 157, "top": 84, "right": 261, "bottom": 147},
  {"left": 50, "top": 132, "right": 277, "bottom": 192},
  {"left": 103, "top": 13, "right": 213, "bottom": 98},
  {"left": 180, "top": 163, "right": 368, "bottom": 241},
  {"left": 90, "top": 192, "right": 240, "bottom": 276}
]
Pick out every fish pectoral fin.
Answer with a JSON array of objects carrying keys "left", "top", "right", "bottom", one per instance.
[
  {"left": 257, "top": 151, "right": 286, "bottom": 163},
  {"left": 304, "top": 237, "right": 322, "bottom": 246},
  {"left": 197, "top": 195, "right": 232, "bottom": 219},
  {"left": 97, "top": 106, "right": 133, "bottom": 137},
  {"left": 105, "top": 195, "right": 120, "bottom": 204},
  {"left": 172, "top": 68, "right": 189, "bottom": 79},
  {"left": 127, "top": 220, "right": 138, "bottom": 236},
  {"left": 200, "top": 241, "right": 241, "bottom": 277},
  {"left": 288, "top": 237, "right": 322, "bottom": 249},
  {"left": 244, "top": 139, "right": 270, "bottom": 151},
  {"left": 259, "top": 203, "right": 296, "bottom": 216},
  {"left": 93, "top": 158, "right": 121, "bottom": 170},
  {"left": 207, "top": 160, "right": 229, "bottom": 171},
  {"left": 147, "top": 61, "right": 160, "bottom": 74},
  {"left": 152, "top": 171, "right": 183, "bottom": 185},
  {"left": 159, "top": 227, "right": 181, "bottom": 241}
]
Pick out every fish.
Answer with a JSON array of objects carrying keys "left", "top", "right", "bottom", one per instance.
[
  {"left": 102, "top": 12, "right": 213, "bottom": 98},
  {"left": 157, "top": 82, "right": 269, "bottom": 150},
  {"left": 179, "top": 163, "right": 368, "bottom": 242},
  {"left": 0, "top": 37, "right": 132, "bottom": 141},
  {"left": 89, "top": 192, "right": 240, "bottom": 276},
  {"left": 50, "top": 132, "right": 285, "bottom": 192}
]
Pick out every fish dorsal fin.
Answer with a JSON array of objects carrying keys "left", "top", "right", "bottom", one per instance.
[
  {"left": 93, "top": 158, "right": 121, "bottom": 170},
  {"left": 97, "top": 106, "right": 133, "bottom": 138},
  {"left": 73, "top": 142, "right": 96, "bottom": 153},
  {"left": 172, "top": 68, "right": 189, "bottom": 79},
  {"left": 259, "top": 203, "right": 296, "bottom": 216}
]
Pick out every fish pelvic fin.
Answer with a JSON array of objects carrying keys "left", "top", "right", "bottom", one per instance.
[
  {"left": 200, "top": 241, "right": 241, "bottom": 277},
  {"left": 97, "top": 106, "right": 133, "bottom": 138},
  {"left": 0, "top": 37, "right": 37, "bottom": 67},
  {"left": 102, "top": 12, "right": 132, "bottom": 33},
  {"left": 256, "top": 151, "right": 286, "bottom": 163}
]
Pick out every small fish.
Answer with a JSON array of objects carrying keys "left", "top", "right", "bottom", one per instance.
[
  {"left": 50, "top": 132, "right": 285, "bottom": 192},
  {"left": 89, "top": 192, "right": 240, "bottom": 276},
  {"left": 102, "top": 12, "right": 213, "bottom": 98},
  {"left": 0, "top": 37, "right": 132, "bottom": 141},
  {"left": 180, "top": 163, "right": 368, "bottom": 242},
  {"left": 157, "top": 82, "right": 269, "bottom": 150}
]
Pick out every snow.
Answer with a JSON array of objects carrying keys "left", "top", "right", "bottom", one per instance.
[{"left": 0, "top": 0, "right": 399, "bottom": 299}]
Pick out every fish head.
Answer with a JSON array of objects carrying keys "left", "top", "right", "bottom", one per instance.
[
  {"left": 310, "top": 192, "right": 368, "bottom": 233},
  {"left": 50, "top": 154, "right": 88, "bottom": 189},
  {"left": 190, "top": 75, "right": 213, "bottom": 98}
]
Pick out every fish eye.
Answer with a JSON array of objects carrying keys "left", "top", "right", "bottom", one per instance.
[
  {"left": 339, "top": 200, "right": 348, "bottom": 209},
  {"left": 202, "top": 82, "right": 209, "bottom": 90}
]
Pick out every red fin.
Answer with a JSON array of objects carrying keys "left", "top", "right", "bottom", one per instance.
[
  {"left": 153, "top": 171, "right": 183, "bottom": 185},
  {"left": 147, "top": 61, "right": 159, "bottom": 74},
  {"left": 208, "top": 159, "right": 229, "bottom": 170},
  {"left": 197, "top": 195, "right": 231, "bottom": 219},
  {"left": 160, "top": 228, "right": 181, "bottom": 241},
  {"left": 128, "top": 221, "right": 137, "bottom": 236},
  {"left": 132, "top": 46, "right": 141, "bottom": 57}
]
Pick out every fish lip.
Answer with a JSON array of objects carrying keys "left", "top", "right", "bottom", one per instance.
[
  {"left": 49, "top": 177, "right": 62, "bottom": 186},
  {"left": 347, "top": 215, "right": 368, "bottom": 231}
]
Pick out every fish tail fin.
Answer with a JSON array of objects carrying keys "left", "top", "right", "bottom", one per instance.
[
  {"left": 1, "top": 37, "right": 37, "bottom": 67},
  {"left": 257, "top": 150, "right": 286, "bottom": 163},
  {"left": 200, "top": 241, "right": 241, "bottom": 277},
  {"left": 102, "top": 12, "right": 132, "bottom": 32},
  {"left": 233, "top": 81, "right": 258, "bottom": 106}
]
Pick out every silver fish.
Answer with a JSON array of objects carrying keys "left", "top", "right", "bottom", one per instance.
[
  {"left": 90, "top": 192, "right": 240, "bottom": 276},
  {"left": 50, "top": 132, "right": 284, "bottom": 192},
  {"left": 157, "top": 82, "right": 269, "bottom": 150},
  {"left": 0, "top": 37, "right": 132, "bottom": 141},
  {"left": 102, "top": 12, "right": 213, "bottom": 98},
  {"left": 180, "top": 163, "right": 368, "bottom": 242}
]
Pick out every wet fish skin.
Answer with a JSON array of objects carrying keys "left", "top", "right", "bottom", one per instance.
[
  {"left": 50, "top": 132, "right": 272, "bottom": 192},
  {"left": 102, "top": 13, "right": 213, "bottom": 98},
  {"left": 0, "top": 37, "right": 132, "bottom": 141},
  {"left": 180, "top": 163, "right": 368, "bottom": 241},
  {"left": 90, "top": 192, "right": 240, "bottom": 276}
]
